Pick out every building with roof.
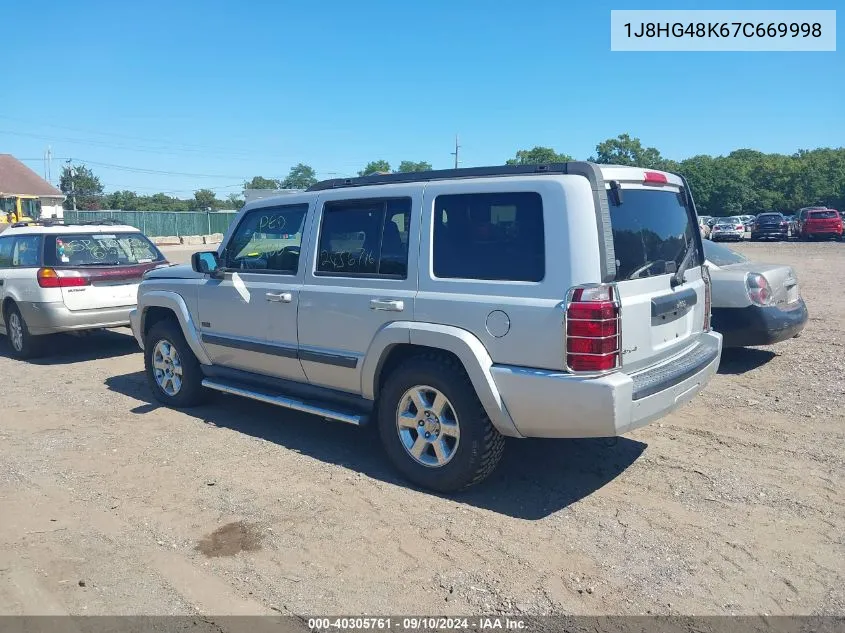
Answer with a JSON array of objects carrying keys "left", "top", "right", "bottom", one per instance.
[{"left": 0, "top": 154, "right": 66, "bottom": 219}]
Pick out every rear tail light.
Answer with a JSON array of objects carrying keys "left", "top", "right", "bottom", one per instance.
[
  {"left": 37, "top": 267, "right": 90, "bottom": 288},
  {"left": 746, "top": 273, "right": 773, "bottom": 306},
  {"left": 565, "top": 284, "right": 621, "bottom": 373},
  {"left": 735, "top": 225, "right": 744, "bottom": 230},
  {"left": 702, "top": 265, "right": 712, "bottom": 332}
]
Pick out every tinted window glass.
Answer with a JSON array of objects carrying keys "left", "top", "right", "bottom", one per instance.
[
  {"left": 225, "top": 204, "right": 308, "bottom": 273},
  {"left": 0, "top": 237, "right": 12, "bottom": 267},
  {"left": 433, "top": 192, "right": 544, "bottom": 282},
  {"left": 607, "top": 188, "right": 698, "bottom": 281},
  {"left": 756, "top": 213, "right": 783, "bottom": 221},
  {"left": 316, "top": 198, "right": 411, "bottom": 278},
  {"left": 43, "top": 232, "right": 165, "bottom": 267},
  {"left": 809, "top": 210, "right": 839, "bottom": 219},
  {"left": 703, "top": 240, "right": 747, "bottom": 266},
  {"left": 11, "top": 236, "right": 41, "bottom": 268}
]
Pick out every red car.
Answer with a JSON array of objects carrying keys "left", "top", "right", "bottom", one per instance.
[{"left": 797, "top": 208, "right": 843, "bottom": 241}]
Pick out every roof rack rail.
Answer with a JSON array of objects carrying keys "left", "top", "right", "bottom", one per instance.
[
  {"left": 306, "top": 162, "right": 595, "bottom": 192},
  {"left": 8, "top": 219, "right": 69, "bottom": 228},
  {"left": 5, "top": 218, "right": 127, "bottom": 229},
  {"left": 74, "top": 218, "right": 123, "bottom": 225}
]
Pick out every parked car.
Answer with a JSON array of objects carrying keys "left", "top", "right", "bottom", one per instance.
[
  {"left": 711, "top": 217, "right": 745, "bottom": 242},
  {"left": 130, "top": 163, "right": 722, "bottom": 492},
  {"left": 797, "top": 208, "right": 843, "bottom": 241},
  {"left": 783, "top": 214, "right": 797, "bottom": 235},
  {"left": 738, "top": 215, "right": 755, "bottom": 233},
  {"left": 0, "top": 220, "right": 169, "bottom": 358},
  {"left": 703, "top": 240, "right": 807, "bottom": 347},
  {"left": 750, "top": 212, "right": 790, "bottom": 241}
]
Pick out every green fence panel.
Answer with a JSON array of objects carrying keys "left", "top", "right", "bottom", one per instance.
[{"left": 62, "top": 210, "right": 239, "bottom": 237}]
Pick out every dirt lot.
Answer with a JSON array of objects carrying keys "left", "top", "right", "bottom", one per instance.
[{"left": 0, "top": 242, "right": 842, "bottom": 617}]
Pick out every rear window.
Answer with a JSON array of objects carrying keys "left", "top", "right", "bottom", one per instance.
[
  {"left": 716, "top": 217, "right": 740, "bottom": 225},
  {"left": 757, "top": 213, "right": 783, "bottom": 221},
  {"left": 44, "top": 232, "right": 165, "bottom": 267},
  {"left": 607, "top": 188, "right": 698, "bottom": 281},
  {"left": 703, "top": 240, "right": 747, "bottom": 266},
  {"left": 808, "top": 210, "right": 839, "bottom": 219}
]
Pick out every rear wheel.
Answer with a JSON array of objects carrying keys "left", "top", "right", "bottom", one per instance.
[
  {"left": 377, "top": 354, "right": 505, "bottom": 493},
  {"left": 3, "top": 303, "right": 41, "bottom": 359},
  {"left": 144, "top": 319, "right": 208, "bottom": 407}
]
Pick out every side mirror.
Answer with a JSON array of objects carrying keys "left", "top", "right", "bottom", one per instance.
[{"left": 192, "top": 251, "right": 223, "bottom": 278}]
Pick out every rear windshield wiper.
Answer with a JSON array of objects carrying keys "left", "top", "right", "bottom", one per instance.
[
  {"left": 78, "top": 261, "right": 122, "bottom": 266},
  {"left": 671, "top": 236, "right": 697, "bottom": 288}
]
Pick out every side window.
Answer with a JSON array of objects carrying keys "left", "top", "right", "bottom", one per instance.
[
  {"left": 224, "top": 204, "right": 308, "bottom": 273},
  {"left": 0, "top": 238, "right": 12, "bottom": 267},
  {"left": 11, "top": 236, "right": 41, "bottom": 268},
  {"left": 433, "top": 192, "right": 544, "bottom": 282},
  {"left": 316, "top": 198, "right": 411, "bottom": 278}
]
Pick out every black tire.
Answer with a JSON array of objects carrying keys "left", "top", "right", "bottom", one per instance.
[
  {"left": 144, "top": 318, "right": 208, "bottom": 407},
  {"left": 377, "top": 354, "right": 505, "bottom": 493},
  {"left": 3, "top": 302, "right": 41, "bottom": 359}
]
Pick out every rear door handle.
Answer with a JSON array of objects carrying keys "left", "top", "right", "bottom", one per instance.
[
  {"left": 266, "top": 291, "right": 293, "bottom": 303},
  {"left": 369, "top": 298, "right": 404, "bottom": 312}
]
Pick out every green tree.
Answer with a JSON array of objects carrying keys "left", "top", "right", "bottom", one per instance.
[
  {"left": 103, "top": 190, "right": 139, "bottom": 210},
  {"left": 359, "top": 160, "right": 392, "bottom": 176},
  {"left": 225, "top": 193, "right": 245, "bottom": 210},
  {"left": 506, "top": 147, "right": 573, "bottom": 166},
  {"left": 280, "top": 163, "right": 318, "bottom": 189},
  {"left": 244, "top": 176, "right": 280, "bottom": 190},
  {"left": 397, "top": 160, "right": 432, "bottom": 173},
  {"left": 60, "top": 164, "right": 104, "bottom": 210},
  {"left": 592, "top": 134, "right": 665, "bottom": 169},
  {"left": 193, "top": 189, "right": 218, "bottom": 210}
]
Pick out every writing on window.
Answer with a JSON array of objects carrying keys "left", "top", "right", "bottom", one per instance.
[
  {"left": 225, "top": 204, "right": 308, "bottom": 273},
  {"left": 317, "top": 198, "right": 411, "bottom": 278}
]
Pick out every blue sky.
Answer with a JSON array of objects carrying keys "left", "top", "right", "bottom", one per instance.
[{"left": 2, "top": 0, "right": 842, "bottom": 198}]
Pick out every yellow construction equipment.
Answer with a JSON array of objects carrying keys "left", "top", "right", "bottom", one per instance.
[{"left": 0, "top": 194, "right": 41, "bottom": 225}]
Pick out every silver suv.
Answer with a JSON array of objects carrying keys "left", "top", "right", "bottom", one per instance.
[{"left": 130, "top": 163, "right": 722, "bottom": 492}]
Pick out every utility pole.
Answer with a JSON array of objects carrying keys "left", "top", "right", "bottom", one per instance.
[
  {"left": 46, "top": 146, "right": 52, "bottom": 183},
  {"left": 66, "top": 159, "right": 77, "bottom": 211},
  {"left": 451, "top": 134, "right": 460, "bottom": 169}
]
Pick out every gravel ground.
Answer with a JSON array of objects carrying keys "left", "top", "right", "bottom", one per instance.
[{"left": 0, "top": 241, "right": 842, "bottom": 617}]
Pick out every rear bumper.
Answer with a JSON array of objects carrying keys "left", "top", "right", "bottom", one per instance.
[
  {"left": 751, "top": 228, "right": 788, "bottom": 239},
  {"left": 802, "top": 228, "right": 842, "bottom": 237},
  {"left": 711, "top": 299, "right": 808, "bottom": 348},
  {"left": 711, "top": 232, "right": 743, "bottom": 241},
  {"left": 16, "top": 301, "right": 134, "bottom": 335},
  {"left": 490, "top": 332, "right": 722, "bottom": 439}
]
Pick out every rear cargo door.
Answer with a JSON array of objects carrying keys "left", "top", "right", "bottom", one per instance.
[
  {"left": 602, "top": 172, "right": 707, "bottom": 373},
  {"left": 60, "top": 264, "right": 157, "bottom": 311},
  {"left": 43, "top": 231, "right": 166, "bottom": 312}
]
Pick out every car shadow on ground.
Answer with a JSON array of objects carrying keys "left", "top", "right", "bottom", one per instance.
[
  {"left": 717, "top": 347, "right": 777, "bottom": 375},
  {"left": 0, "top": 328, "right": 139, "bottom": 365},
  {"left": 105, "top": 370, "right": 646, "bottom": 520}
]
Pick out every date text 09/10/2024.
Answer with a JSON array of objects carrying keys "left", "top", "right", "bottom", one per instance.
[{"left": 308, "top": 617, "right": 526, "bottom": 631}]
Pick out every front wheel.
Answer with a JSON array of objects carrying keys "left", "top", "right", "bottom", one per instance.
[
  {"left": 377, "top": 355, "right": 505, "bottom": 493},
  {"left": 144, "top": 319, "right": 208, "bottom": 407}
]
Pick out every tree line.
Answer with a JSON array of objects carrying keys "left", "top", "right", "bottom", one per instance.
[{"left": 59, "top": 135, "right": 845, "bottom": 216}]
